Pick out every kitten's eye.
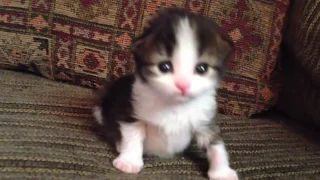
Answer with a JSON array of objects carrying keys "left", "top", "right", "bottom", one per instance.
[
  {"left": 158, "top": 61, "right": 173, "bottom": 73},
  {"left": 195, "top": 63, "right": 209, "bottom": 75}
]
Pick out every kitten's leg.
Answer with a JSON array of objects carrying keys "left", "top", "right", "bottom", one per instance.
[
  {"left": 113, "top": 121, "right": 145, "bottom": 173},
  {"left": 195, "top": 128, "right": 238, "bottom": 180}
]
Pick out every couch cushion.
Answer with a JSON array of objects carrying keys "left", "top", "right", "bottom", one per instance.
[
  {"left": 1, "top": 69, "right": 320, "bottom": 179},
  {"left": 0, "top": 0, "right": 290, "bottom": 117}
]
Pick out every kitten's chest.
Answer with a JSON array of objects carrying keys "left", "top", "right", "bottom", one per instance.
[
  {"left": 134, "top": 94, "right": 215, "bottom": 133},
  {"left": 135, "top": 101, "right": 194, "bottom": 157},
  {"left": 143, "top": 123, "right": 191, "bottom": 157},
  {"left": 134, "top": 95, "right": 216, "bottom": 157},
  {"left": 132, "top": 85, "right": 216, "bottom": 157}
]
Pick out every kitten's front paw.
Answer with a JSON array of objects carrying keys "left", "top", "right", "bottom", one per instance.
[
  {"left": 208, "top": 167, "right": 238, "bottom": 180},
  {"left": 112, "top": 155, "right": 143, "bottom": 174}
]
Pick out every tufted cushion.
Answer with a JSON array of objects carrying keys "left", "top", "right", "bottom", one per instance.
[{"left": 0, "top": 0, "right": 290, "bottom": 116}]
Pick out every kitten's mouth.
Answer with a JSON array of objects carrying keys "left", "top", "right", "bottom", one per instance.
[
  {"left": 174, "top": 92, "right": 192, "bottom": 102},
  {"left": 176, "top": 96, "right": 189, "bottom": 102}
]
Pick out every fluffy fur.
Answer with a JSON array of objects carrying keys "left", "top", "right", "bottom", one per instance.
[{"left": 93, "top": 8, "right": 237, "bottom": 180}]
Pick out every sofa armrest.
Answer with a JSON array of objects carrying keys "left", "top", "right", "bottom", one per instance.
[
  {"left": 283, "top": 0, "right": 320, "bottom": 84},
  {"left": 276, "top": 0, "right": 320, "bottom": 131}
]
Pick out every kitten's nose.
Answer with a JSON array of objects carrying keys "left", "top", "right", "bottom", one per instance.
[{"left": 175, "top": 78, "right": 190, "bottom": 94}]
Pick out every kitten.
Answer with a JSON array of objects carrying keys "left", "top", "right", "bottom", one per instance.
[{"left": 93, "top": 8, "right": 238, "bottom": 180}]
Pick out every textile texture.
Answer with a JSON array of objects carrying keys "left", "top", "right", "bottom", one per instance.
[
  {"left": 276, "top": 59, "right": 320, "bottom": 131},
  {"left": 276, "top": 0, "right": 320, "bottom": 131},
  {"left": 283, "top": 0, "right": 320, "bottom": 85},
  {"left": 1, "top": 69, "right": 320, "bottom": 179},
  {"left": 0, "top": 0, "right": 290, "bottom": 116}
]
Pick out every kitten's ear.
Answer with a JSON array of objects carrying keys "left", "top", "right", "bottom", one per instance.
[
  {"left": 215, "top": 31, "right": 235, "bottom": 75},
  {"left": 131, "top": 26, "right": 155, "bottom": 82},
  {"left": 131, "top": 26, "right": 154, "bottom": 64},
  {"left": 131, "top": 36, "right": 147, "bottom": 63}
]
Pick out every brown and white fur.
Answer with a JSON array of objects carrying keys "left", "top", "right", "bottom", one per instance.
[{"left": 93, "top": 8, "right": 238, "bottom": 180}]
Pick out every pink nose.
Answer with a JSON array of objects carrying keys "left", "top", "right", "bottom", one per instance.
[{"left": 175, "top": 78, "right": 190, "bottom": 94}]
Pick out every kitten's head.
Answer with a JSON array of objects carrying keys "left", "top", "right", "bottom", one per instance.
[{"left": 132, "top": 8, "right": 234, "bottom": 102}]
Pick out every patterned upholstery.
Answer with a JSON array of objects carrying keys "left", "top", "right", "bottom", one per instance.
[
  {"left": 1, "top": 69, "right": 320, "bottom": 179},
  {"left": 276, "top": 0, "right": 320, "bottom": 130},
  {"left": 0, "top": 0, "right": 290, "bottom": 116}
]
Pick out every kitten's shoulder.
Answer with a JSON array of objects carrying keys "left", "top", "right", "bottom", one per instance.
[
  {"left": 108, "top": 74, "right": 135, "bottom": 95},
  {"left": 92, "top": 75, "right": 136, "bottom": 146},
  {"left": 94, "top": 75, "right": 135, "bottom": 102}
]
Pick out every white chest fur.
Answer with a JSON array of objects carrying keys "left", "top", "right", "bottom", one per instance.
[{"left": 132, "top": 80, "right": 217, "bottom": 157}]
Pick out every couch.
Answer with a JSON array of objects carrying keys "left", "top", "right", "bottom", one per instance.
[{"left": 0, "top": 0, "right": 320, "bottom": 179}]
